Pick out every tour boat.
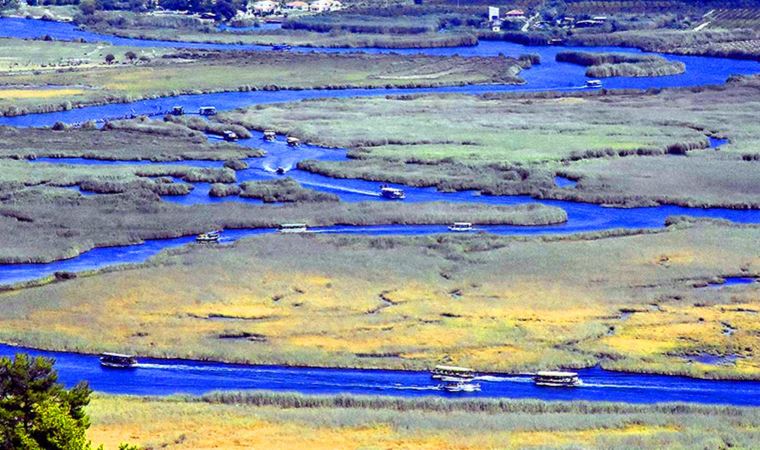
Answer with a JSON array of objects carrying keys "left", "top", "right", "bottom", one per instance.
[
  {"left": 430, "top": 365, "right": 476, "bottom": 380},
  {"left": 263, "top": 130, "right": 276, "bottom": 141},
  {"left": 223, "top": 130, "right": 239, "bottom": 142},
  {"left": 99, "top": 353, "right": 138, "bottom": 369},
  {"left": 448, "top": 222, "right": 474, "bottom": 232},
  {"left": 278, "top": 223, "right": 308, "bottom": 233},
  {"left": 533, "top": 371, "right": 581, "bottom": 387},
  {"left": 287, "top": 136, "right": 300, "bottom": 147},
  {"left": 196, "top": 231, "right": 221, "bottom": 243},
  {"left": 442, "top": 380, "right": 481, "bottom": 393},
  {"left": 199, "top": 106, "right": 217, "bottom": 116},
  {"left": 585, "top": 79, "right": 602, "bottom": 89},
  {"left": 380, "top": 186, "right": 405, "bottom": 200},
  {"left": 170, "top": 105, "right": 184, "bottom": 116}
]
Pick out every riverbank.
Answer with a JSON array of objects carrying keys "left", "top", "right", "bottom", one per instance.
[
  {"left": 86, "top": 392, "right": 760, "bottom": 449},
  {"left": 0, "top": 39, "right": 527, "bottom": 117},
  {"left": 217, "top": 78, "right": 760, "bottom": 209},
  {"left": 0, "top": 221, "right": 757, "bottom": 379}
]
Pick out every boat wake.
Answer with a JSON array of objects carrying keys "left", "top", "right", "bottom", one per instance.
[
  {"left": 475, "top": 375, "right": 531, "bottom": 383},
  {"left": 298, "top": 180, "right": 381, "bottom": 197}
]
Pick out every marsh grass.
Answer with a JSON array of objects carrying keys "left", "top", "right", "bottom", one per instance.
[
  {"left": 1, "top": 221, "right": 758, "bottom": 378},
  {"left": 85, "top": 393, "right": 760, "bottom": 449}
]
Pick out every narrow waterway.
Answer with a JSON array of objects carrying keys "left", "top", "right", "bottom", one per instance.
[{"left": 1, "top": 344, "right": 759, "bottom": 405}]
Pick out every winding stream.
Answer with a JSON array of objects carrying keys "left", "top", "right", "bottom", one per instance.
[{"left": 1, "top": 18, "right": 759, "bottom": 402}]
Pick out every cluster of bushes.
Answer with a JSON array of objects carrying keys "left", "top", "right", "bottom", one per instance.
[
  {"left": 239, "top": 178, "right": 339, "bottom": 203},
  {"left": 557, "top": 50, "right": 686, "bottom": 77}
]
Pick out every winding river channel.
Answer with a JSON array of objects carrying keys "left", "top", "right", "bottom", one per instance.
[{"left": 1, "top": 17, "right": 760, "bottom": 403}]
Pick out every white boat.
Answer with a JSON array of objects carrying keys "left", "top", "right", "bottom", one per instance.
[
  {"left": 533, "top": 371, "right": 581, "bottom": 387},
  {"left": 430, "top": 365, "right": 476, "bottom": 380},
  {"left": 287, "top": 136, "right": 300, "bottom": 147},
  {"left": 278, "top": 223, "right": 308, "bottom": 233},
  {"left": 585, "top": 79, "right": 602, "bottom": 89},
  {"left": 223, "top": 130, "right": 239, "bottom": 142},
  {"left": 442, "top": 381, "right": 481, "bottom": 393},
  {"left": 263, "top": 130, "right": 276, "bottom": 141},
  {"left": 99, "top": 353, "right": 138, "bottom": 369},
  {"left": 448, "top": 222, "right": 473, "bottom": 232},
  {"left": 380, "top": 186, "right": 405, "bottom": 200},
  {"left": 199, "top": 106, "right": 217, "bottom": 116},
  {"left": 196, "top": 231, "right": 221, "bottom": 243}
]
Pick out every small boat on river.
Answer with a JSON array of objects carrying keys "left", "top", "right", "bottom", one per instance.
[
  {"left": 448, "top": 222, "right": 474, "bottom": 232},
  {"left": 442, "top": 380, "right": 481, "bottom": 393},
  {"left": 272, "top": 44, "right": 292, "bottom": 51},
  {"left": 196, "top": 231, "right": 221, "bottom": 243},
  {"left": 585, "top": 79, "right": 602, "bottom": 89},
  {"left": 99, "top": 353, "right": 138, "bottom": 369},
  {"left": 170, "top": 105, "right": 184, "bottom": 116},
  {"left": 380, "top": 185, "right": 405, "bottom": 200},
  {"left": 199, "top": 106, "right": 217, "bottom": 116},
  {"left": 223, "top": 130, "right": 239, "bottom": 142},
  {"left": 275, "top": 167, "right": 286, "bottom": 175},
  {"left": 263, "top": 130, "right": 276, "bottom": 141},
  {"left": 431, "top": 365, "right": 476, "bottom": 380},
  {"left": 287, "top": 136, "right": 300, "bottom": 147},
  {"left": 278, "top": 223, "right": 308, "bottom": 233},
  {"left": 533, "top": 371, "right": 581, "bottom": 387}
]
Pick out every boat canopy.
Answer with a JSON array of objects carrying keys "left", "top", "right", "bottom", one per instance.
[
  {"left": 101, "top": 352, "right": 135, "bottom": 359},
  {"left": 434, "top": 365, "right": 474, "bottom": 373},
  {"left": 536, "top": 371, "right": 578, "bottom": 378}
]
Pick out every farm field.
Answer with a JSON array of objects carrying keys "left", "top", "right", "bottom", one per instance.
[
  {"left": 86, "top": 393, "right": 760, "bottom": 449},
  {"left": 220, "top": 76, "right": 760, "bottom": 208},
  {"left": 0, "top": 220, "right": 757, "bottom": 379}
]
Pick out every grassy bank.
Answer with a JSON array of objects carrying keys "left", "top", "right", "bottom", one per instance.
[
  {"left": 0, "top": 121, "right": 261, "bottom": 161},
  {"left": 218, "top": 78, "right": 760, "bottom": 208},
  {"left": 0, "top": 39, "right": 526, "bottom": 117},
  {"left": 1, "top": 220, "right": 758, "bottom": 378},
  {"left": 86, "top": 393, "right": 760, "bottom": 449},
  {"left": 556, "top": 50, "right": 686, "bottom": 78},
  {"left": 0, "top": 174, "right": 564, "bottom": 263},
  {"left": 566, "top": 28, "right": 760, "bottom": 61},
  {"left": 239, "top": 178, "right": 339, "bottom": 203}
]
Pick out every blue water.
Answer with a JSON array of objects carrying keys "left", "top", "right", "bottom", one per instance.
[
  {"left": 2, "top": 18, "right": 760, "bottom": 401},
  {"left": 704, "top": 277, "right": 758, "bottom": 288},
  {"left": 0, "top": 344, "right": 759, "bottom": 405}
]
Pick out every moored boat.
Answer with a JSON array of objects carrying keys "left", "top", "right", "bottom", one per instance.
[
  {"left": 99, "top": 353, "right": 137, "bottom": 369},
  {"left": 199, "top": 106, "right": 217, "bottom": 116},
  {"left": 533, "top": 371, "right": 581, "bottom": 387},
  {"left": 380, "top": 185, "right": 405, "bottom": 200},
  {"left": 196, "top": 231, "right": 221, "bottom": 243},
  {"left": 272, "top": 44, "right": 292, "bottom": 51},
  {"left": 430, "top": 365, "right": 476, "bottom": 380},
  {"left": 448, "top": 222, "right": 473, "bottom": 232},
  {"left": 287, "top": 136, "right": 300, "bottom": 147},
  {"left": 263, "top": 130, "right": 276, "bottom": 141},
  {"left": 170, "top": 105, "right": 184, "bottom": 116}
]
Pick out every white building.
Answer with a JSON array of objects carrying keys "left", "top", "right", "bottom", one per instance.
[
  {"left": 250, "top": 0, "right": 278, "bottom": 15},
  {"left": 488, "top": 6, "right": 499, "bottom": 22},
  {"left": 310, "top": 0, "right": 342, "bottom": 12}
]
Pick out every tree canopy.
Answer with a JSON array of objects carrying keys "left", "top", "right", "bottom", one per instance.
[{"left": 0, "top": 354, "right": 93, "bottom": 450}]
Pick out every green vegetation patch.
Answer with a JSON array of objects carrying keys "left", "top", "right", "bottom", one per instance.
[{"left": 556, "top": 50, "right": 686, "bottom": 77}]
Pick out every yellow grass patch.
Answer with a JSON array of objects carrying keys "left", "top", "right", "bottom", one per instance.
[{"left": 0, "top": 88, "right": 84, "bottom": 99}]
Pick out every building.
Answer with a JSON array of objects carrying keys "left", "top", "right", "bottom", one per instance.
[
  {"left": 488, "top": 6, "right": 499, "bottom": 22},
  {"left": 504, "top": 9, "right": 526, "bottom": 20},
  {"left": 285, "top": 1, "right": 309, "bottom": 10},
  {"left": 491, "top": 19, "right": 502, "bottom": 32},
  {"left": 310, "top": 0, "right": 342, "bottom": 12},
  {"left": 250, "top": 0, "right": 278, "bottom": 15}
]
